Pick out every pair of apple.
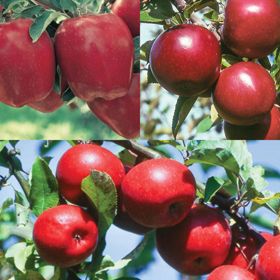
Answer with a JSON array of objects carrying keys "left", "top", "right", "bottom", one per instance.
[
  {"left": 150, "top": 0, "right": 280, "bottom": 139},
  {"left": 0, "top": 0, "right": 139, "bottom": 138}
]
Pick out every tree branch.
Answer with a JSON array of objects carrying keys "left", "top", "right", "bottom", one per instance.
[{"left": 112, "top": 140, "right": 163, "bottom": 159}]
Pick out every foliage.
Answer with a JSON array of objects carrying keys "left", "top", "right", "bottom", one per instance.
[{"left": 0, "top": 140, "right": 280, "bottom": 279}]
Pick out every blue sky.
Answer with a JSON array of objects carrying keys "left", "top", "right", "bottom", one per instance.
[{"left": 0, "top": 140, "right": 280, "bottom": 280}]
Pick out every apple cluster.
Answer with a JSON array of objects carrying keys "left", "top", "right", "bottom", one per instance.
[
  {"left": 32, "top": 143, "right": 280, "bottom": 279},
  {"left": 149, "top": 0, "right": 280, "bottom": 140},
  {"left": 0, "top": 0, "right": 140, "bottom": 138}
]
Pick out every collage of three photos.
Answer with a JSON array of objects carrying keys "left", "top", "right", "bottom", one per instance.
[{"left": 0, "top": 0, "right": 280, "bottom": 280}]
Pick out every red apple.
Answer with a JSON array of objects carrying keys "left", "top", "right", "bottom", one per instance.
[
  {"left": 121, "top": 158, "right": 196, "bottom": 228},
  {"left": 33, "top": 205, "right": 98, "bottom": 267},
  {"left": 28, "top": 91, "right": 63, "bottom": 113},
  {"left": 55, "top": 14, "right": 134, "bottom": 102},
  {"left": 213, "top": 62, "right": 276, "bottom": 125},
  {"left": 224, "top": 106, "right": 280, "bottom": 140},
  {"left": 113, "top": 165, "right": 151, "bottom": 235},
  {"left": 28, "top": 76, "right": 67, "bottom": 113},
  {"left": 88, "top": 73, "right": 140, "bottom": 139},
  {"left": 0, "top": 19, "right": 55, "bottom": 107},
  {"left": 156, "top": 204, "right": 232, "bottom": 275},
  {"left": 222, "top": 0, "right": 280, "bottom": 58},
  {"left": 111, "top": 0, "right": 140, "bottom": 37},
  {"left": 207, "top": 265, "right": 255, "bottom": 280},
  {"left": 255, "top": 235, "right": 280, "bottom": 280},
  {"left": 56, "top": 144, "right": 125, "bottom": 205},
  {"left": 150, "top": 24, "right": 221, "bottom": 96}
]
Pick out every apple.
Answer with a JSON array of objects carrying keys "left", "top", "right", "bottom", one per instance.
[
  {"left": 55, "top": 14, "right": 134, "bottom": 102},
  {"left": 149, "top": 24, "right": 221, "bottom": 96},
  {"left": 113, "top": 165, "right": 151, "bottom": 235},
  {"left": 28, "top": 76, "right": 67, "bottom": 113},
  {"left": 207, "top": 265, "right": 255, "bottom": 280},
  {"left": 225, "top": 225, "right": 272, "bottom": 270},
  {"left": 156, "top": 204, "right": 232, "bottom": 275},
  {"left": 213, "top": 62, "right": 276, "bottom": 125},
  {"left": 224, "top": 106, "right": 280, "bottom": 140},
  {"left": 28, "top": 91, "right": 63, "bottom": 113},
  {"left": 0, "top": 19, "right": 55, "bottom": 107},
  {"left": 111, "top": 0, "right": 140, "bottom": 37},
  {"left": 255, "top": 235, "right": 280, "bottom": 280},
  {"left": 222, "top": 0, "right": 280, "bottom": 58},
  {"left": 88, "top": 73, "right": 140, "bottom": 139},
  {"left": 121, "top": 158, "right": 196, "bottom": 228},
  {"left": 56, "top": 144, "right": 125, "bottom": 205},
  {"left": 33, "top": 205, "right": 98, "bottom": 267}
]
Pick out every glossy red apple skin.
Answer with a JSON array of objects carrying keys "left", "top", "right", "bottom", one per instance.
[
  {"left": 33, "top": 205, "right": 98, "bottom": 268},
  {"left": 207, "top": 265, "right": 255, "bottom": 280},
  {"left": 150, "top": 24, "right": 221, "bottom": 96},
  {"left": 255, "top": 235, "right": 280, "bottom": 280},
  {"left": 28, "top": 76, "right": 67, "bottom": 113},
  {"left": 55, "top": 14, "right": 134, "bottom": 102},
  {"left": 222, "top": 0, "right": 280, "bottom": 59},
  {"left": 111, "top": 0, "right": 140, "bottom": 37},
  {"left": 156, "top": 204, "right": 232, "bottom": 275},
  {"left": 122, "top": 158, "right": 196, "bottom": 228},
  {"left": 88, "top": 73, "right": 140, "bottom": 139},
  {"left": 56, "top": 144, "right": 125, "bottom": 205},
  {"left": 224, "top": 106, "right": 280, "bottom": 140},
  {"left": 213, "top": 62, "right": 276, "bottom": 125},
  {"left": 114, "top": 165, "right": 151, "bottom": 235},
  {"left": 0, "top": 19, "right": 55, "bottom": 107},
  {"left": 28, "top": 91, "right": 63, "bottom": 113}
]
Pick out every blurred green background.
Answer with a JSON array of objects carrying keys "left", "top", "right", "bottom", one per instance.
[{"left": 0, "top": 101, "right": 122, "bottom": 140}]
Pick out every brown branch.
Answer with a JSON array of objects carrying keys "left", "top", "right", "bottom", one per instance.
[{"left": 112, "top": 140, "right": 163, "bottom": 160}]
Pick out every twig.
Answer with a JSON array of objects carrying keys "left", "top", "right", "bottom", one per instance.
[
  {"left": 112, "top": 140, "right": 163, "bottom": 159},
  {"left": 2, "top": 147, "right": 30, "bottom": 198}
]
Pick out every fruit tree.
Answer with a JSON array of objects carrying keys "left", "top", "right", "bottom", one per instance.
[
  {"left": 0, "top": 140, "right": 280, "bottom": 279},
  {"left": 141, "top": 0, "right": 280, "bottom": 140}
]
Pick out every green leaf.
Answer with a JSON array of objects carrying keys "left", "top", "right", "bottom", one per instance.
[
  {"left": 172, "top": 96, "right": 198, "bottom": 139},
  {"left": 196, "top": 116, "right": 213, "bottom": 134},
  {"left": 0, "top": 140, "right": 9, "bottom": 152},
  {"left": 30, "top": 10, "right": 62, "bottom": 42},
  {"left": 222, "top": 54, "right": 242, "bottom": 68},
  {"left": 147, "top": 65, "right": 158, "bottom": 84},
  {"left": 15, "top": 203, "right": 30, "bottom": 227},
  {"left": 140, "top": 40, "right": 154, "bottom": 62},
  {"left": 5, "top": 242, "right": 34, "bottom": 273},
  {"left": 30, "top": 157, "right": 59, "bottom": 216},
  {"left": 140, "top": 0, "right": 176, "bottom": 23},
  {"left": 204, "top": 177, "right": 225, "bottom": 202},
  {"left": 184, "top": 0, "right": 218, "bottom": 18},
  {"left": 0, "top": 198, "right": 13, "bottom": 215},
  {"left": 81, "top": 170, "right": 118, "bottom": 238},
  {"left": 186, "top": 141, "right": 242, "bottom": 173},
  {"left": 133, "top": 36, "right": 140, "bottom": 72},
  {"left": 118, "top": 231, "right": 155, "bottom": 277}
]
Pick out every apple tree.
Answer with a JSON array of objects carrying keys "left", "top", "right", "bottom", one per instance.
[
  {"left": 140, "top": 0, "right": 280, "bottom": 140},
  {"left": 0, "top": 140, "right": 280, "bottom": 279}
]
